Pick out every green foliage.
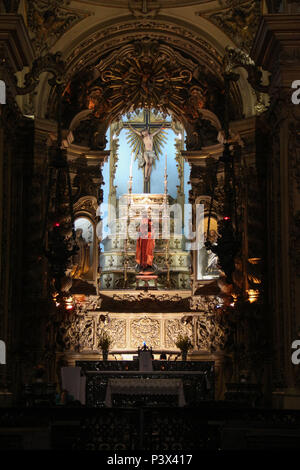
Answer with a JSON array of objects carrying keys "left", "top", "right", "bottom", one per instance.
[
  {"left": 98, "top": 331, "right": 112, "bottom": 352},
  {"left": 175, "top": 334, "right": 193, "bottom": 352}
]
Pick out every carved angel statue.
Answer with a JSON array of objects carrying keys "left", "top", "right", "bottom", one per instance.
[{"left": 126, "top": 124, "right": 167, "bottom": 191}]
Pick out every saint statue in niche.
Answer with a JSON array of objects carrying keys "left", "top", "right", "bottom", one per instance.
[
  {"left": 71, "top": 228, "right": 90, "bottom": 279},
  {"left": 198, "top": 229, "right": 219, "bottom": 280},
  {"left": 135, "top": 218, "right": 155, "bottom": 272}
]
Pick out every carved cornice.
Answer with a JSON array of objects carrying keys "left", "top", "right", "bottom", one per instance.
[
  {"left": 182, "top": 144, "right": 224, "bottom": 165},
  {"left": 0, "top": 15, "right": 34, "bottom": 72},
  {"left": 251, "top": 14, "right": 300, "bottom": 79},
  {"left": 67, "top": 146, "right": 109, "bottom": 166}
]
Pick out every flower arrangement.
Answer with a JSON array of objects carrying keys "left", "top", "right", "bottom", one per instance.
[
  {"left": 175, "top": 334, "right": 193, "bottom": 352},
  {"left": 98, "top": 331, "right": 112, "bottom": 352}
]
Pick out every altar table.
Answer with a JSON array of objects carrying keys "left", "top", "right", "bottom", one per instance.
[{"left": 105, "top": 378, "right": 186, "bottom": 407}]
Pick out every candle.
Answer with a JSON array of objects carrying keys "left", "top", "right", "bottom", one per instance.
[{"left": 129, "top": 152, "right": 134, "bottom": 177}]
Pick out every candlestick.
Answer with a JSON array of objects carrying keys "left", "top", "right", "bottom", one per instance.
[{"left": 129, "top": 152, "right": 134, "bottom": 178}]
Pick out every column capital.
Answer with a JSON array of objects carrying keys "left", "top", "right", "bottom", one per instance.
[
  {"left": 181, "top": 144, "right": 223, "bottom": 166},
  {"left": 251, "top": 15, "right": 300, "bottom": 87},
  {"left": 0, "top": 14, "right": 34, "bottom": 73}
]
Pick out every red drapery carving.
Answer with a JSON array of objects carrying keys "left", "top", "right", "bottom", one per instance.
[{"left": 136, "top": 218, "right": 155, "bottom": 269}]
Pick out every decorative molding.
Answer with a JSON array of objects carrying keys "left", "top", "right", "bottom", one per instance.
[
  {"left": 112, "top": 292, "right": 184, "bottom": 303},
  {"left": 189, "top": 295, "right": 221, "bottom": 312},
  {"left": 65, "top": 20, "right": 223, "bottom": 79}
]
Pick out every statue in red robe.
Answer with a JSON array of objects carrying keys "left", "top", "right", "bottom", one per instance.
[{"left": 136, "top": 218, "right": 155, "bottom": 271}]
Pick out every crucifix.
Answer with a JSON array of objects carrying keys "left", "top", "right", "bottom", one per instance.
[{"left": 123, "top": 110, "right": 171, "bottom": 193}]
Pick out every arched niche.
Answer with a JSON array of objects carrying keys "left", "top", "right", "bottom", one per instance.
[
  {"left": 197, "top": 215, "right": 220, "bottom": 281},
  {"left": 73, "top": 216, "right": 95, "bottom": 282},
  {"left": 191, "top": 195, "right": 222, "bottom": 292},
  {"left": 72, "top": 196, "right": 99, "bottom": 285}
]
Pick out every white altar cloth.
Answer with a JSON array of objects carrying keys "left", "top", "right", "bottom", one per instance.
[{"left": 105, "top": 378, "right": 186, "bottom": 407}]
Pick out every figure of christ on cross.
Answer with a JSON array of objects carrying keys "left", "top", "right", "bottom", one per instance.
[
  {"left": 128, "top": 124, "right": 164, "bottom": 192},
  {"left": 123, "top": 109, "right": 171, "bottom": 193}
]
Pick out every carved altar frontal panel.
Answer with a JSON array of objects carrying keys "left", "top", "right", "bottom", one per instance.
[
  {"left": 55, "top": 297, "right": 229, "bottom": 354},
  {"left": 130, "top": 316, "right": 160, "bottom": 349},
  {"left": 103, "top": 319, "right": 126, "bottom": 349},
  {"left": 164, "top": 319, "right": 193, "bottom": 349},
  {"left": 78, "top": 315, "right": 96, "bottom": 351},
  {"left": 195, "top": 315, "right": 227, "bottom": 352}
]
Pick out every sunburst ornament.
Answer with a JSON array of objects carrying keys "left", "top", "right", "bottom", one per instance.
[{"left": 92, "top": 40, "right": 199, "bottom": 122}]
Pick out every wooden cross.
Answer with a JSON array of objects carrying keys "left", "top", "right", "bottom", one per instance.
[{"left": 122, "top": 109, "right": 171, "bottom": 133}]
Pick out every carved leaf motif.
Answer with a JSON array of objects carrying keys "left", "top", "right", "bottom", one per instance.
[
  {"left": 165, "top": 319, "right": 193, "bottom": 349},
  {"left": 195, "top": 314, "right": 228, "bottom": 351},
  {"left": 130, "top": 317, "right": 160, "bottom": 348},
  {"left": 102, "top": 319, "right": 126, "bottom": 349}
]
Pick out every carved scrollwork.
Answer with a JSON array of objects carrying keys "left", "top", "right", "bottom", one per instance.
[
  {"left": 189, "top": 295, "right": 221, "bottom": 312},
  {"left": 195, "top": 314, "right": 229, "bottom": 352},
  {"left": 78, "top": 316, "right": 95, "bottom": 351},
  {"left": 101, "top": 319, "right": 126, "bottom": 349},
  {"left": 78, "top": 295, "right": 103, "bottom": 312},
  {"left": 73, "top": 197, "right": 98, "bottom": 218},
  {"left": 85, "top": 40, "right": 197, "bottom": 121},
  {"left": 16, "top": 52, "right": 66, "bottom": 95},
  {"left": 112, "top": 292, "right": 183, "bottom": 303},
  {"left": 130, "top": 316, "right": 160, "bottom": 348},
  {"left": 223, "top": 46, "right": 269, "bottom": 94},
  {"left": 165, "top": 319, "right": 193, "bottom": 349}
]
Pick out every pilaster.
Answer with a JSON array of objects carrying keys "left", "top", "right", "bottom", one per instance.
[{"left": 252, "top": 15, "right": 300, "bottom": 395}]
